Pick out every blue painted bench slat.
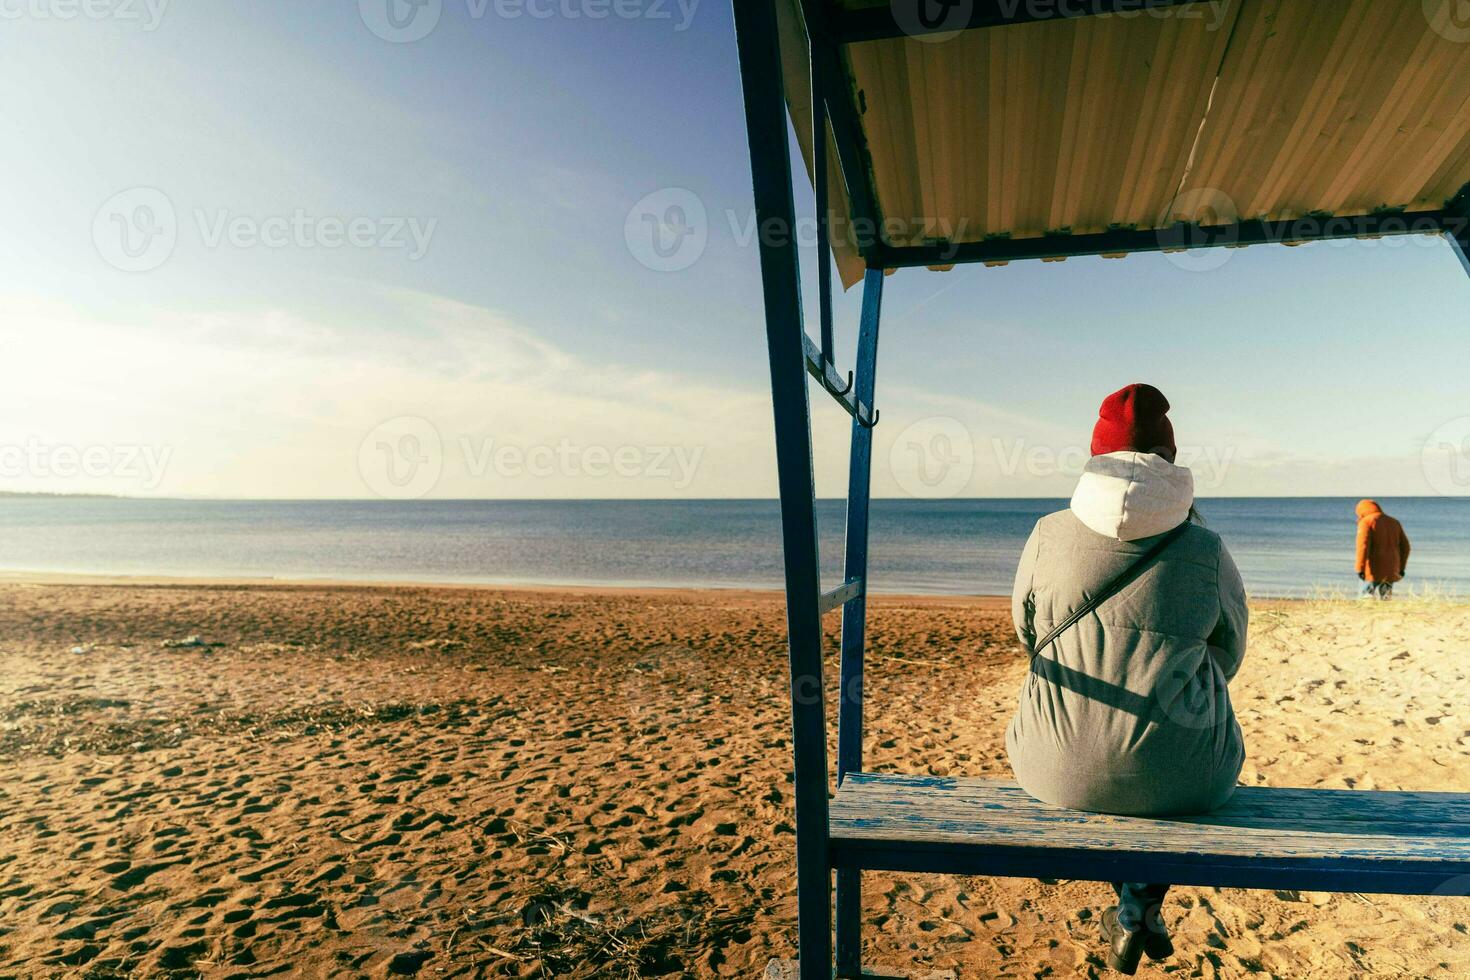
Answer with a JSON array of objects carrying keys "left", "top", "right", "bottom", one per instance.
[{"left": 829, "top": 773, "right": 1470, "bottom": 896}]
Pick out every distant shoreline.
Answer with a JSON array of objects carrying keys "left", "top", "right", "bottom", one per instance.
[
  {"left": 0, "top": 568, "right": 1016, "bottom": 600},
  {"left": 0, "top": 490, "right": 122, "bottom": 499},
  {"left": 0, "top": 569, "right": 1365, "bottom": 606}
]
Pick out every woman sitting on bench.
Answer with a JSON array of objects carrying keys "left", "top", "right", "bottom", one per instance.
[{"left": 1005, "top": 384, "right": 1249, "bottom": 975}]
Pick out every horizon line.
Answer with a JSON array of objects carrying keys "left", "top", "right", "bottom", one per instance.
[{"left": 2, "top": 494, "right": 1464, "bottom": 503}]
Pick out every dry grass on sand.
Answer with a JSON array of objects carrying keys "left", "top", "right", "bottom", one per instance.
[{"left": 1, "top": 581, "right": 1469, "bottom": 978}]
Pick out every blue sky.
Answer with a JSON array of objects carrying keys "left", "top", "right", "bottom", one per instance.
[{"left": 2, "top": 2, "right": 1468, "bottom": 499}]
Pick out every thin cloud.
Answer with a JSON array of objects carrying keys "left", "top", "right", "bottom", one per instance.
[{"left": 0, "top": 288, "right": 772, "bottom": 499}]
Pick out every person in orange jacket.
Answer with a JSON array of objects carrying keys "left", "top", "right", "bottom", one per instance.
[{"left": 1355, "top": 500, "right": 1410, "bottom": 599}]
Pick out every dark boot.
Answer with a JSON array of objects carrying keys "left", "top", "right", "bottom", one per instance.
[
  {"left": 1141, "top": 900, "right": 1173, "bottom": 961},
  {"left": 1100, "top": 905, "right": 1146, "bottom": 975}
]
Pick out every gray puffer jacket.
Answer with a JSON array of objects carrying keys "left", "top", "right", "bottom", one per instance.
[{"left": 1005, "top": 452, "right": 1248, "bottom": 816}]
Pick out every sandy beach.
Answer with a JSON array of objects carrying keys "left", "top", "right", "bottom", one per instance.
[{"left": 1, "top": 579, "right": 1468, "bottom": 978}]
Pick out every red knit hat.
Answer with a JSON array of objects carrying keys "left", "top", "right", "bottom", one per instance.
[{"left": 1090, "top": 383, "right": 1176, "bottom": 462}]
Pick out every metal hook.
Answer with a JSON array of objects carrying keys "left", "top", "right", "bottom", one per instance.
[
  {"left": 857, "top": 407, "right": 880, "bottom": 429},
  {"left": 824, "top": 369, "right": 853, "bottom": 398}
]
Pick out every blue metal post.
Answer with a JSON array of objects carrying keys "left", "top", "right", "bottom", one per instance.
[
  {"left": 813, "top": 73, "right": 834, "bottom": 367},
  {"left": 834, "top": 267, "right": 883, "bottom": 977},
  {"left": 732, "top": 2, "right": 832, "bottom": 977},
  {"left": 800, "top": 0, "right": 884, "bottom": 252}
]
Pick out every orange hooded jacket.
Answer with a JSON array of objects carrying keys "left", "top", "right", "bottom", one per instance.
[{"left": 1355, "top": 500, "right": 1410, "bottom": 584}]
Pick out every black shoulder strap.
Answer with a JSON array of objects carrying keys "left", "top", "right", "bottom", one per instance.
[{"left": 1031, "top": 520, "right": 1192, "bottom": 657}]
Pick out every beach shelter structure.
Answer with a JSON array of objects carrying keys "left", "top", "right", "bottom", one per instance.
[{"left": 729, "top": 0, "right": 1470, "bottom": 975}]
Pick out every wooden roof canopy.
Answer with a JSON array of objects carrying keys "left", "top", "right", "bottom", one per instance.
[{"left": 779, "top": 0, "right": 1470, "bottom": 287}]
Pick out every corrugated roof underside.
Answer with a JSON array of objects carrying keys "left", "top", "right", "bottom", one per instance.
[{"left": 788, "top": 0, "right": 1470, "bottom": 284}]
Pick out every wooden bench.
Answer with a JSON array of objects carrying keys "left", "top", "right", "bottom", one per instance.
[{"left": 831, "top": 773, "right": 1470, "bottom": 896}]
